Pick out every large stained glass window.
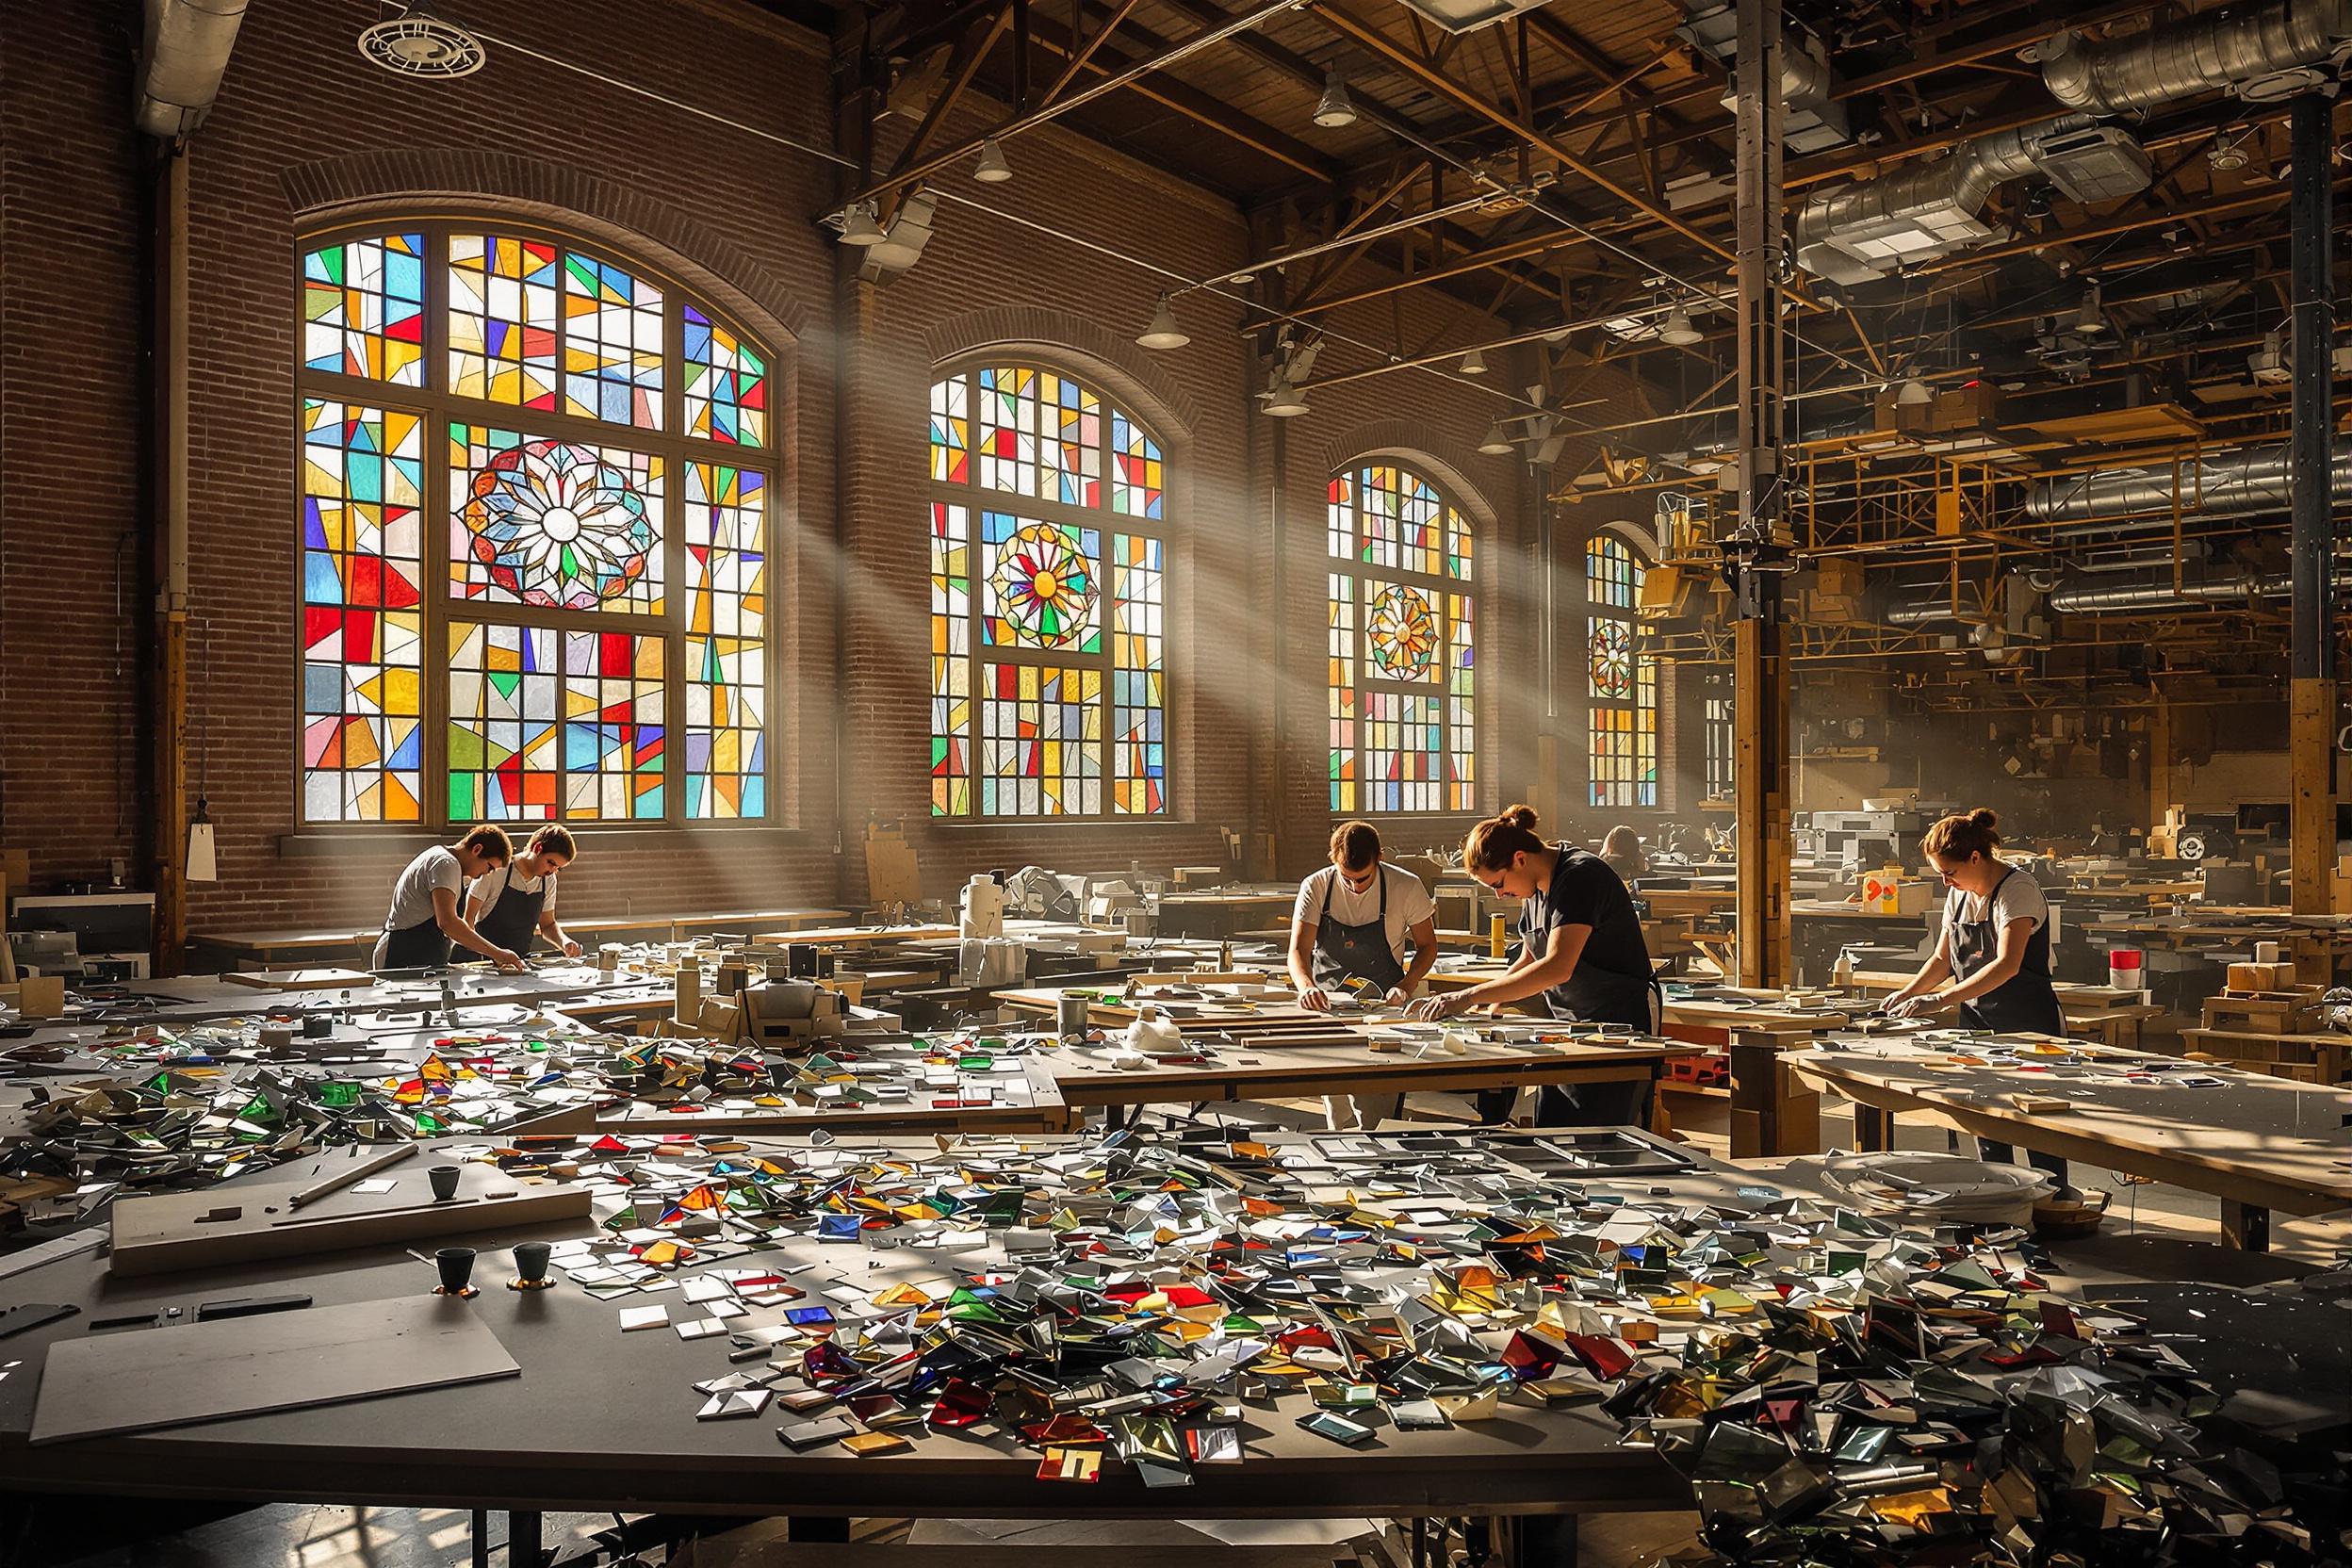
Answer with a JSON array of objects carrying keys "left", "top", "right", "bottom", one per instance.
[
  {"left": 927, "top": 365, "right": 1167, "bottom": 817},
  {"left": 1327, "top": 463, "right": 1476, "bottom": 814},
  {"left": 297, "top": 225, "right": 776, "bottom": 825},
  {"left": 1587, "top": 534, "right": 1658, "bottom": 808}
]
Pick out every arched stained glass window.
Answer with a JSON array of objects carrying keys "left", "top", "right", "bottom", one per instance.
[
  {"left": 298, "top": 225, "right": 775, "bottom": 825},
  {"left": 927, "top": 365, "right": 1168, "bottom": 818},
  {"left": 1586, "top": 534, "right": 1657, "bottom": 808},
  {"left": 1327, "top": 463, "right": 1476, "bottom": 814}
]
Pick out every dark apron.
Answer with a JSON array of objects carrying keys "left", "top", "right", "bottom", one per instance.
[
  {"left": 473, "top": 869, "right": 547, "bottom": 956},
  {"left": 1493, "top": 847, "right": 1662, "bottom": 1129},
  {"left": 1311, "top": 868, "right": 1406, "bottom": 995},
  {"left": 1951, "top": 868, "right": 2063, "bottom": 1035},
  {"left": 379, "top": 911, "right": 451, "bottom": 970},
  {"left": 1951, "top": 867, "right": 2069, "bottom": 1184}
]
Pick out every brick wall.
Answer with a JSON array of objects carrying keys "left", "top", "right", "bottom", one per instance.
[{"left": 0, "top": 0, "right": 1650, "bottom": 941}]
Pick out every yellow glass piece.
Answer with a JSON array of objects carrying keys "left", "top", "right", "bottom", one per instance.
[
  {"left": 677, "top": 1184, "right": 725, "bottom": 1212},
  {"left": 1702, "top": 1287, "right": 1758, "bottom": 1315},
  {"left": 872, "top": 1283, "right": 932, "bottom": 1307},
  {"left": 638, "top": 1240, "right": 684, "bottom": 1266},
  {"left": 1869, "top": 1488, "right": 1953, "bottom": 1527},
  {"left": 840, "top": 1430, "right": 912, "bottom": 1457}
]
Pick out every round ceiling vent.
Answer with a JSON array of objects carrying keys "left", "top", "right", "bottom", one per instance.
[{"left": 359, "top": 6, "right": 486, "bottom": 77}]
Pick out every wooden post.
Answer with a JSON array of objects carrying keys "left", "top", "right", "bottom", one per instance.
[
  {"left": 151, "top": 143, "right": 191, "bottom": 978},
  {"left": 2287, "top": 92, "right": 2338, "bottom": 916}
]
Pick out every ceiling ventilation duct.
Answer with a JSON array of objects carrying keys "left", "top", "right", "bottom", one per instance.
[
  {"left": 1791, "top": 117, "right": 2149, "bottom": 285},
  {"left": 1886, "top": 561, "right": 2352, "bottom": 621},
  {"left": 1675, "top": 6, "right": 1851, "bottom": 154},
  {"left": 2037, "top": 0, "right": 2352, "bottom": 115},
  {"left": 136, "top": 0, "right": 252, "bottom": 139},
  {"left": 1386, "top": 0, "right": 1555, "bottom": 35},
  {"left": 2025, "top": 438, "right": 2352, "bottom": 523}
]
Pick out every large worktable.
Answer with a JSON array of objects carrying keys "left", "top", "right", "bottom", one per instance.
[
  {"left": 188, "top": 910, "right": 854, "bottom": 972},
  {"left": 1788, "top": 1030, "right": 2352, "bottom": 1250}
]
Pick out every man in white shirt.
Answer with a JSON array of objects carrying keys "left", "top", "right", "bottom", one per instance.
[
  {"left": 1286, "top": 821, "right": 1439, "bottom": 1128},
  {"left": 466, "top": 824, "right": 585, "bottom": 961},
  {"left": 371, "top": 825, "right": 526, "bottom": 972}
]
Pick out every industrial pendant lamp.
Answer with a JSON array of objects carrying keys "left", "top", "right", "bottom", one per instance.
[
  {"left": 1896, "top": 377, "right": 1935, "bottom": 407},
  {"left": 1658, "top": 305, "right": 1702, "bottom": 347},
  {"left": 1459, "top": 348, "right": 1488, "bottom": 375},
  {"left": 1478, "top": 421, "right": 1513, "bottom": 455},
  {"left": 1135, "top": 295, "right": 1191, "bottom": 351},
  {"left": 838, "top": 203, "right": 886, "bottom": 246},
  {"left": 1314, "top": 69, "right": 1358, "bottom": 129},
  {"left": 973, "top": 138, "right": 1013, "bottom": 183},
  {"left": 1262, "top": 378, "right": 1311, "bottom": 417},
  {"left": 2072, "top": 283, "right": 2105, "bottom": 335}
]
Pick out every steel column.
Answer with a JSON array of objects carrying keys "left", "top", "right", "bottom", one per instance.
[{"left": 2289, "top": 90, "right": 2338, "bottom": 915}]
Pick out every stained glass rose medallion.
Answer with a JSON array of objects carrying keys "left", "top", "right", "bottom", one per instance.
[{"left": 462, "top": 439, "right": 653, "bottom": 610}]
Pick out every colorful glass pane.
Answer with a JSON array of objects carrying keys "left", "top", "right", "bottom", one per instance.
[
  {"left": 930, "top": 376, "right": 970, "bottom": 486},
  {"left": 1110, "top": 410, "right": 1163, "bottom": 519},
  {"left": 450, "top": 426, "right": 663, "bottom": 614},
  {"left": 303, "top": 234, "right": 426, "bottom": 386},
  {"left": 1586, "top": 535, "right": 1657, "bottom": 808},
  {"left": 564, "top": 631, "right": 664, "bottom": 819},
  {"left": 1109, "top": 534, "right": 1164, "bottom": 814},
  {"left": 1366, "top": 583, "right": 1439, "bottom": 679},
  {"left": 683, "top": 304, "right": 766, "bottom": 448},
  {"left": 929, "top": 369, "right": 1161, "bottom": 818},
  {"left": 983, "top": 514, "right": 1100, "bottom": 651},
  {"left": 930, "top": 503, "right": 972, "bottom": 816},
  {"left": 1328, "top": 574, "right": 1356, "bottom": 812},
  {"left": 301, "top": 399, "right": 426, "bottom": 823},
  {"left": 448, "top": 234, "right": 558, "bottom": 410},
  {"left": 979, "top": 663, "right": 1102, "bottom": 817},
  {"left": 974, "top": 367, "right": 1100, "bottom": 505},
  {"left": 447, "top": 621, "right": 559, "bottom": 820},
  {"left": 562, "top": 253, "right": 664, "bottom": 429},
  {"left": 685, "top": 463, "right": 767, "bottom": 819},
  {"left": 1328, "top": 463, "right": 1474, "bottom": 814}
]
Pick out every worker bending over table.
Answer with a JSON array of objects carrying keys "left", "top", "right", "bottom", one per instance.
[
  {"left": 466, "top": 824, "right": 585, "bottom": 961},
  {"left": 1879, "top": 808, "right": 2073, "bottom": 1192},
  {"left": 1288, "top": 819, "right": 1440, "bottom": 1128},
  {"left": 370, "top": 825, "right": 528, "bottom": 973},
  {"left": 1409, "top": 805, "right": 1659, "bottom": 1126}
]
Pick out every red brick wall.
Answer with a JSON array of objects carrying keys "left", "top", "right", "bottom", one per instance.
[{"left": 0, "top": 0, "right": 1642, "bottom": 941}]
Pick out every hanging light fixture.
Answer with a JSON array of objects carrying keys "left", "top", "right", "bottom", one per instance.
[
  {"left": 1658, "top": 305, "right": 1702, "bottom": 347},
  {"left": 1313, "top": 69, "right": 1358, "bottom": 129},
  {"left": 1896, "top": 377, "right": 1936, "bottom": 407},
  {"left": 838, "top": 203, "right": 887, "bottom": 246},
  {"left": 1458, "top": 348, "right": 1488, "bottom": 375},
  {"left": 973, "top": 137, "right": 1013, "bottom": 183},
  {"left": 2072, "top": 283, "right": 2105, "bottom": 335},
  {"left": 1478, "top": 421, "right": 1513, "bottom": 455},
  {"left": 358, "top": 1, "right": 486, "bottom": 76},
  {"left": 1135, "top": 294, "right": 1190, "bottom": 351},
  {"left": 1262, "top": 378, "right": 1311, "bottom": 417}
]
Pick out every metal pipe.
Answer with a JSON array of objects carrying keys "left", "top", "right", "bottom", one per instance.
[
  {"left": 1885, "top": 561, "right": 2352, "bottom": 622},
  {"left": 135, "top": 0, "right": 250, "bottom": 139},
  {"left": 2024, "top": 438, "right": 2352, "bottom": 522},
  {"left": 2041, "top": 0, "right": 2352, "bottom": 115}
]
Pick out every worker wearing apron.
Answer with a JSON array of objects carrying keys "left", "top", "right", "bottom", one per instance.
[
  {"left": 1287, "top": 821, "right": 1441, "bottom": 1129},
  {"left": 1883, "top": 808, "right": 2071, "bottom": 1188},
  {"left": 371, "top": 825, "right": 527, "bottom": 972},
  {"left": 466, "top": 825, "right": 585, "bottom": 961},
  {"left": 1411, "top": 805, "right": 1660, "bottom": 1126}
]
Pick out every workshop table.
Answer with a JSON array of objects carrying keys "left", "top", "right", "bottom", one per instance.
[
  {"left": 1787, "top": 1031, "right": 2352, "bottom": 1250},
  {"left": 188, "top": 911, "right": 853, "bottom": 972},
  {"left": 0, "top": 1131, "right": 1723, "bottom": 1566},
  {"left": 993, "top": 984, "right": 1358, "bottom": 1037},
  {"left": 1845, "top": 970, "right": 2166, "bottom": 1049},
  {"left": 590, "top": 1053, "right": 1072, "bottom": 1135}
]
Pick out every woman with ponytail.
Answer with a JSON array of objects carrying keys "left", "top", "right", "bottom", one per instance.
[{"left": 1408, "top": 804, "right": 1658, "bottom": 1124}]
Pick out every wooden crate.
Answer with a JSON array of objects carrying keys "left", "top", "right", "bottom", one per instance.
[{"left": 2200, "top": 987, "right": 2322, "bottom": 1035}]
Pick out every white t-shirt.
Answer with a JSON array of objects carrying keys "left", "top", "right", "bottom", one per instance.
[
  {"left": 1291, "top": 864, "right": 1438, "bottom": 961},
  {"left": 469, "top": 859, "right": 559, "bottom": 917},
  {"left": 384, "top": 845, "right": 463, "bottom": 932},
  {"left": 1945, "top": 866, "right": 2049, "bottom": 943}
]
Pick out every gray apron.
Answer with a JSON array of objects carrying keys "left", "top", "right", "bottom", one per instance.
[
  {"left": 1312, "top": 868, "right": 1406, "bottom": 995},
  {"left": 473, "top": 868, "right": 547, "bottom": 956}
]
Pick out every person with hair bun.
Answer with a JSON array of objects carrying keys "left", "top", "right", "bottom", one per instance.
[
  {"left": 1881, "top": 808, "right": 2062, "bottom": 1035},
  {"left": 1407, "top": 804, "right": 1658, "bottom": 1125}
]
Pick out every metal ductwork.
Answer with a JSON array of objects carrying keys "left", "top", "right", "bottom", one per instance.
[
  {"left": 136, "top": 0, "right": 251, "bottom": 139},
  {"left": 2025, "top": 439, "right": 2352, "bottom": 523},
  {"left": 2039, "top": 0, "right": 2352, "bottom": 116},
  {"left": 1792, "top": 115, "right": 2151, "bottom": 285},
  {"left": 1886, "top": 560, "right": 2352, "bottom": 621}
]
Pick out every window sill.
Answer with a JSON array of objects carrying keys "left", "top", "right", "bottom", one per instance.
[{"left": 275, "top": 824, "right": 816, "bottom": 859}]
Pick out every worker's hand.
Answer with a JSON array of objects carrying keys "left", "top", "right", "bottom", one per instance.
[
  {"left": 490, "top": 947, "right": 528, "bottom": 974},
  {"left": 1382, "top": 986, "right": 1413, "bottom": 1007},
  {"left": 1406, "top": 993, "right": 1460, "bottom": 1023},
  {"left": 1297, "top": 985, "right": 1331, "bottom": 1012},
  {"left": 1883, "top": 992, "right": 1940, "bottom": 1021},
  {"left": 562, "top": 939, "right": 584, "bottom": 959}
]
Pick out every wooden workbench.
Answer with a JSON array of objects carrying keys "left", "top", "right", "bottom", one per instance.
[
  {"left": 1788, "top": 1032, "right": 2352, "bottom": 1250},
  {"left": 1845, "top": 970, "right": 2167, "bottom": 1050},
  {"left": 189, "top": 909, "right": 853, "bottom": 972}
]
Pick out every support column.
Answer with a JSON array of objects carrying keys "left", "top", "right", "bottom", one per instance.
[
  {"left": 1727, "top": 0, "right": 1791, "bottom": 987},
  {"left": 2288, "top": 91, "right": 2338, "bottom": 916},
  {"left": 151, "top": 144, "right": 190, "bottom": 977}
]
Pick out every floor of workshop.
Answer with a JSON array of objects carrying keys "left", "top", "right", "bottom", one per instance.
[{"left": 21, "top": 1091, "right": 2342, "bottom": 1568}]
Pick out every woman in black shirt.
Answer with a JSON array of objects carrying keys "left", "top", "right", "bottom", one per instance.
[{"left": 1409, "top": 804, "right": 1659, "bottom": 1124}]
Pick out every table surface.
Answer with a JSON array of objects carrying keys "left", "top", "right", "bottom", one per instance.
[
  {"left": 1788, "top": 1032, "right": 2352, "bottom": 1216},
  {"left": 188, "top": 911, "right": 855, "bottom": 956},
  {"left": 0, "top": 1130, "right": 1742, "bottom": 1520},
  {"left": 1039, "top": 1033, "right": 1692, "bottom": 1108}
]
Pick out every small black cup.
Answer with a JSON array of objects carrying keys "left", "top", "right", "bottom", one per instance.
[
  {"left": 434, "top": 1247, "right": 477, "bottom": 1297},
  {"left": 427, "top": 1165, "right": 462, "bottom": 1201},
  {"left": 511, "top": 1241, "right": 553, "bottom": 1290}
]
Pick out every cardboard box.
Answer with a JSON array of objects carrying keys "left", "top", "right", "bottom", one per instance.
[{"left": 1859, "top": 870, "right": 1934, "bottom": 917}]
